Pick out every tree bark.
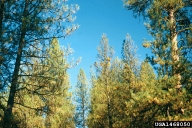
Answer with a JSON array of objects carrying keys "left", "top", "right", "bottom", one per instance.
[
  {"left": 3, "top": 1, "right": 28, "bottom": 127},
  {"left": 169, "top": 9, "right": 181, "bottom": 88}
]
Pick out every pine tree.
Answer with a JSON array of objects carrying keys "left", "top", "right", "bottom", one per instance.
[
  {"left": 88, "top": 34, "right": 143, "bottom": 127},
  {"left": 44, "top": 74, "right": 75, "bottom": 128},
  {"left": 122, "top": 33, "right": 139, "bottom": 75},
  {"left": 11, "top": 38, "right": 77, "bottom": 127},
  {"left": 140, "top": 61, "right": 156, "bottom": 84},
  {"left": 121, "top": 34, "right": 139, "bottom": 93},
  {"left": 123, "top": 61, "right": 158, "bottom": 127},
  {"left": 119, "top": 34, "right": 142, "bottom": 127},
  {"left": 88, "top": 34, "right": 114, "bottom": 128},
  {"left": 41, "top": 38, "right": 75, "bottom": 128},
  {"left": 108, "top": 57, "right": 130, "bottom": 128},
  {"left": 123, "top": 0, "right": 192, "bottom": 121},
  {"left": 1, "top": 0, "right": 79, "bottom": 126},
  {"left": 75, "top": 68, "right": 89, "bottom": 128},
  {"left": 123, "top": 0, "right": 192, "bottom": 87}
]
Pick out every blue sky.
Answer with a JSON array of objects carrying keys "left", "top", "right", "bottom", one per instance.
[{"left": 61, "top": 0, "right": 152, "bottom": 87}]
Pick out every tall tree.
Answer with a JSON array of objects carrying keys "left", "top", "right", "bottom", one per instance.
[
  {"left": 122, "top": 33, "right": 139, "bottom": 76},
  {"left": 0, "top": 0, "right": 18, "bottom": 92},
  {"left": 119, "top": 34, "right": 142, "bottom": 127},
  {"left": 12, "top": 38, "right": 77, "bottom": 127},
  {"left": 88, "top": 34, "right": 141, "bottom": 127},
  {"left": 88, "top": 34, "right": 114, "bottom": 128},
  {"left": 121, "top": 34, "right": 139, "bottom": 94},
  {"left": 75, "top": 68, "right": 89, "bottom": 128},
  {"left": 123, "top": 0, "right": 192, "bottom": 87},
  {"left": 1, "top": 0, "right": 79, "bottom": 127},
  {"left": 107, "top": 57, "right": 130, "bottom": 128},
  {"left": 123, "top": 0, "right": 192, "bottom": 121},
  {"left": 124, "top": 61, "right": 157, "bottom": 127},
  {"left": 39, "top": 38, "right": 76, "bottom": 128}
]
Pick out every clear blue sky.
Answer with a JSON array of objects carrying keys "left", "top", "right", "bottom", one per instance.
[{"left": 61, "top": 0, "right": 152, "bottom": 87}]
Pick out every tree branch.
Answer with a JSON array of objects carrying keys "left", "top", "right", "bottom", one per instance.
[{"left": 177, "top": 27, "right": 190, "bottom": 35}]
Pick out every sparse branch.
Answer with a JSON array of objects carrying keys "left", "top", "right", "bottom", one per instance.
[
  {"left": 14, "top": 102, "right": 46, "bottom": 112},
  {"left": 177, "top": 27, "right": 190, "bottom": 35}
]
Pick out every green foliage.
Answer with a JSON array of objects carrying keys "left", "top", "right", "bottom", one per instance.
[
  {"left": 124, "top": 61, "right": 157, "bottom": 127},
  {"left": 123, "top": 0, "right": 192, "bottom": 125},
  {"left": 75, "top": 68, "right": 89, "bottom": 128},
  {"left": 0, "top": 0, "right": 191, "bottom": 127},
  {"left": 88, "top": 34, "right": 115, "bottom": 128},
  {"left": 39, "top": 38, "right": 75, "bottom": 128},
  {"left": 88, "top": 30, "right": 191, "bottom": 127},
  {"left": 124, "top": 0, "right": 192, "bottom": 84},
  {"left": 88, "top": 34, "right": 142, "bottom": 127},
  {"left": 6, "top": 38, "right": 76, "bottom": 127},
  {"left": 140, "top": 61, "right": 156, "bottom": 83},
  {"left": 122, "top": 34, "right": 139, "bottom": 75},
  {"left": 0, "top": 0, "right": 79, "bottom": 126}
]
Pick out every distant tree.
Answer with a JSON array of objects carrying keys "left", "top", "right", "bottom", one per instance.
[
  {"left": 88, "top": 34, "right": 145, "bottom": 127},
  {"left": 88, "top": 34, "right": 114, "bottom": 128},
  {"left": 124, "top": 61, "right": 157, "bottom": 127},
  {"left": 140, "top": 61, "right": 156, "bottom": 84},
  {"left": 121, "top": 34, "right": 139, "bottom": 93},
  {"left": 122, "top": 33, "right": 139, "bottom": 75},
  {"left": 75, "top": 68, "right": 89, "bottom": 128},
  {"left": 108, "top": 57, "right": 130, "bottom": 128},
  {"left": 44, "top": 74, "right": 75, "bottom": 128},
  {"left": 118, "top": 34, "right": 142, "bottom": 127},
  {"left": 43, "top": 38, "right": 76, "bottom": 128}
]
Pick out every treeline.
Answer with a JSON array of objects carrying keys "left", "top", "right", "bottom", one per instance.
[
  {"left": 86, "top": 0, "right": 192, "bottom": 127},
  {"left": 0, "top": 0, "right": 191, "bottom": 128},
  {"left": 87, "top": 33, "right": 191, "bottom": 127}
]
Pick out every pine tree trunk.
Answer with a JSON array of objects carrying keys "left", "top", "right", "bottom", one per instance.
[
  {"left": 83, "top": 96, "right": 85, "bottom": 128},
  {"left": 107, "top": 79, "right": 112, "bottom": 128},
  {"left": 107, "top": 96, "right": 113, "bottom": 128},
  {"left": 105, "top": 63, "right": 113, "bottom": 128},
  {"left": 3, "top": 1, "right": 28, "bottom": 127},
  {"left": 169, "top": 9, "right": 181, "bottom": 88},
  {"left": 166, "top": 106, "right": 170, "bottom": 119}
]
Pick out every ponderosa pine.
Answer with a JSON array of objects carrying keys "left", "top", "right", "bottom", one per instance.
[
  {"left": 123, "top": 0, "right": 192, "bottom": 121},
  {"left": 0, "top": 0, "right": 79, "bottom": 127},
  {"left": 75, "top": 68, "right": 89, "bottom": 128}
]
